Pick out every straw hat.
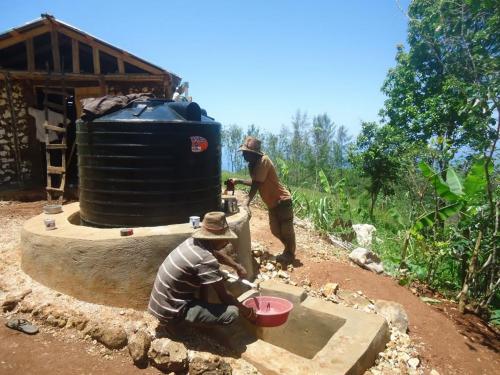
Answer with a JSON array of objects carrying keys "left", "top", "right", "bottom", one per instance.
[
  {"left": 238, "top": 136, "right": 264, "bottom": 155},
  {"left": 192, "top": 212, "right": 238, "bottom": 240}
]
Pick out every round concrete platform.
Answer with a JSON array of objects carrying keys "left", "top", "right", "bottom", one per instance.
[{"left": 20, "top": 203, "right": 252, "bottom": 309}]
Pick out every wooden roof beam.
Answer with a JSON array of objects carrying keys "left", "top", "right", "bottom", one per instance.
[
  {"left": 56, "top": 28, "right": 164, "bottom": 75},
  {"left": 0, "top": 25, "right": 50, "bottom": 50},
  {"left": 0, "top": 70, "right": 167, "bottom": 82}
]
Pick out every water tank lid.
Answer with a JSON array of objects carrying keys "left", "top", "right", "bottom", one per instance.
[{"left": 92, "top": 99, "right": 216, "bottom": 123}]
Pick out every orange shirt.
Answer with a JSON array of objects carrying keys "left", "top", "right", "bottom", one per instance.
[{"left": 250, "top": 155, "right": 291, "bottom": 209}]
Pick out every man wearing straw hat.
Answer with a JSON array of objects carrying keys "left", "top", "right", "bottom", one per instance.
[
  {"left": 148, "top": 211, "right": 256, "bottom": 335},
  {"left": 230, "top": 136, "right": 296, "bottom": 265}
]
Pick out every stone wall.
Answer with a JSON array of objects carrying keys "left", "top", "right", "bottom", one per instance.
[
  {"left": 107, "top": 82, "right": 167, "bottom": 98},
  {"left": 0, "top": 80, "right": 36, "bottom": 187}
]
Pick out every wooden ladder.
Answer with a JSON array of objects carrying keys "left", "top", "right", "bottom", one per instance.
[{"left": 44, "top": 73, "right": 69, "bottom": 203}]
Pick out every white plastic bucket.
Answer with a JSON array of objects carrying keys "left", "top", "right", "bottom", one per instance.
[{"left": 189, "top": 216, "right": 200, "bottom": 228}]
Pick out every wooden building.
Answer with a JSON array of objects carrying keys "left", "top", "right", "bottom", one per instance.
[{"left": 0, "top": 14, "right": 181, "bottom": 190}]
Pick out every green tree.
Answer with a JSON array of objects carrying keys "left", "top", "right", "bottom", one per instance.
[
  {"left": 333, "top": 124, "right": 352, "bottom": 171},
  {"left": 349, "top": 122, "right": 403, "bottom": 218},
  {"left": 311, "top": 114, "right": 336, "bottom": 179},
  {"left": 381, "top": 0, "right": 499, "bottom": 175},
  {"left": 289, "top": 110, "right": 311, "bottom": 185},
  {"left": 222, "top": 124, "right": 244, "bottom": 172}
]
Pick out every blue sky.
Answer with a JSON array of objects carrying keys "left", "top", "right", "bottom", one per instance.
[{"left": 1, "top": 1, "right": 410, "bottom": 137}]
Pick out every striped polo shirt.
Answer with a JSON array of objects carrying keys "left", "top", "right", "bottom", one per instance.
[{"left": 148, "top": 237, "right": 222, "bottom": 322}]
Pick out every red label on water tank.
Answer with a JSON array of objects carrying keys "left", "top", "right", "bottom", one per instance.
[{"left": 190, "top": 136, "right": 208, "bottom": 153}]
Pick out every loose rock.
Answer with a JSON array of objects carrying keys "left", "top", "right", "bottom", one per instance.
[
  {"left": 66, "top": 313, "right": 89, "bottom": 331},
  {"left": 277, "top": 270, "right": 289, "bottom": 279},
  {"left": 1, "top": 289, "right": 32, "bottom": 312},
  {"left": 407, "top": 357, "right": 420, "bottom": 369},
  {"left": 148, "top": 338, "right": 188, "bottom": 373},
  {"left": 189, "top": 352, "right": 232, "bottom": 375},
  {"left": 352, "top": 224, "right": 376, "bottom": 249},
  {"left": 321, "top": 282, "right": 339, "bottom": 298},
  {"left": 86, "top": 322, "right": 128, "bottom": 349},
  {"left": 349, "top": 247, "right": 384, "bottom": 274},
  {"left": 252, "top": 249, "right": 263, "bottom": 258},
  {"left": 128, "top": 330, "right": 151, "bottom": 366},
  {"left": 301, "top": 279, "right": 311, "bottom": 287},
  {"left": 374, "top": 300, "right": 409, "bottom": 333}
]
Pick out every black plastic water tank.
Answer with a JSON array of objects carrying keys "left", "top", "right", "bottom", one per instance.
[{"left": 76, "top": 99, "right": 221, "bottom": 227}]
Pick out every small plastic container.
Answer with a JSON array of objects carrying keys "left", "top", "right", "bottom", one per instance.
[
  {"left": 189, "top": 216, "right": 200, "bottom": 228},
  {"left": 44, "top": 218, "right": 56, "bottom": 230},
  {"left": 120, "top": 228, "right": 134, "bottom": 236}
]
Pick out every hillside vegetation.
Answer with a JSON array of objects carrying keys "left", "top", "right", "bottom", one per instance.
[{"left": 222, "top": 0, "right": 499, "bottom": 324}]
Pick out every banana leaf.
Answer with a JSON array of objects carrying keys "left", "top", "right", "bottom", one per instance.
[
  {"left": 413, "top": 202, "right": 463, "bottom": 231},
  {"left": 463, "top": 158, "right": 491, "bottom": 200},
  {"left": 419, "top": 161, "right": 460, "bottom": 203},
  {"left": 318, "top": 169, "right": 331, "bottom": 194},
  {"left": 446, "top": 167, "right": 463, "bottom": 196}
]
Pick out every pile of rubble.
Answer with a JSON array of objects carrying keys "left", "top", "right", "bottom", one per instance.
[{"left": 252, "top": 243, "right": 295, "bottom": 285}]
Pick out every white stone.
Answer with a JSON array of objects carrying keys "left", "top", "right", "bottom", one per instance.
[
  {"left": 349, "top": 247, "right": 384, "bottom": 274},
  {"left": 407, "top": 357, "right": 420, "bottom": 369},
  {"left": 352, "top": 224, "right": 376, "bottom": 248},
  {"left": 277, "top": 270, "right": 289, "bottom": 279}
]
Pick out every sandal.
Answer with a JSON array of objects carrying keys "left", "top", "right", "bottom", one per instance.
[{"left": 5, "top": 318, "right": 39, "bottom": 335}]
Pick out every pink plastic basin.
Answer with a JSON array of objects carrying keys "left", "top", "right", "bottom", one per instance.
[{"left": 243, "top": 296, "right": 294, "bottom": 327}]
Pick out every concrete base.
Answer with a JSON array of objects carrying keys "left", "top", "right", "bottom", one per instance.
[
  {"left": 20, "top": 203, "right": 253, "bottom": 309},
  {"left": 228, "top": 280, "right": 390, "bottom": 375}
]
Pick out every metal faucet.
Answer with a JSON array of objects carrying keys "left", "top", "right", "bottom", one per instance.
[{"left": 220, "top": 269, "right": 259, "bottom": 290}]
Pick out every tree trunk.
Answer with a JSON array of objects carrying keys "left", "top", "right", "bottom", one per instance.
[
  {"left": 369, "top": 190, "right": 377, "bottom": 219},
  {"left": 399, "top": 232, "right": 411, "bottom": 270},
  {"left": 458, "top": 230, "right": 482, "bottom": 313}
]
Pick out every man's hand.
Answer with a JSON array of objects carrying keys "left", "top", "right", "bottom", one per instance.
[
  {"left": 235, "top": 264, "right": 248, "bottom": 279},
  {"left": 240, "top": 305, "right": 257, "bottom": 323}
]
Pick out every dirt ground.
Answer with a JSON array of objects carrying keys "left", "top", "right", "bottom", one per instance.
[
  {"left": 0, "top": 200, "right": 162, "bottom": 375},
  {"left": 1, "top": 197, "right": 499, "bottom": 375},
  {"left": 0, "top": 317, "right": 159, "bottom": 375}
]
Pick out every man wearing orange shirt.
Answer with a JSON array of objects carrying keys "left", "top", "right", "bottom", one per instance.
[{"left": 230, "top": 136, "right": 296, "bottom": 264}]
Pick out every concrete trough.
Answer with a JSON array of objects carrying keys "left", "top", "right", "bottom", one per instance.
[
  {"left": 228, "top": 280, "right": 390, "bottom": 375},
  {"left": 20, "top": 202, "right": 253, "bottom": 309}
]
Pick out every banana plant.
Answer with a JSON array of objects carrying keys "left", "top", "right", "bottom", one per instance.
[{"left": 412, "top": 158, "right": 492, "bottom": 232}]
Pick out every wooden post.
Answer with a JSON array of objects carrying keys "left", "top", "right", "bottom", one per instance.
[
  {"left": 117, "top": 57, "right": 125, "bottom": 74},
  {"left": 99, "top": 76, "right": 107, "bottom": 96},
  {"left": 72, "top": 39, "right": 80, "bottom": 73},
  {"left": 51, "top": 30, "right": 61, "bottom": 73},
  {"left": 26, "top": 39, "right": 35, "bottom": 72},
  {"left": 93, "top": 46, "right": 100, "bottom": 74}
]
